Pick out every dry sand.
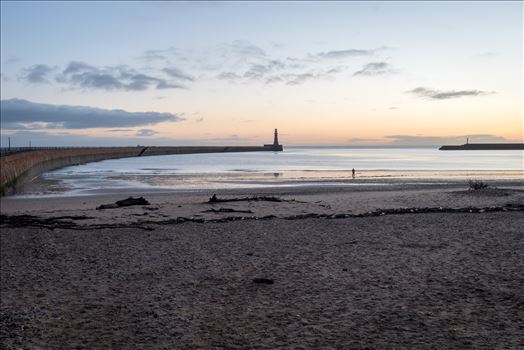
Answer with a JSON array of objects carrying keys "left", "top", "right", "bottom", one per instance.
[{"left": 1, "top": 184, "right": 524, "bottom": 349}]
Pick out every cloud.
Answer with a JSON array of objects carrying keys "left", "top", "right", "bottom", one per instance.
[
  {"left": 55, "top": 61, "right": 188, "bottom": 91},
  {"left": 195, "top": 117, "right": 204, "bottom": 123},
  {"left": 136, "top": 129, "right": 158, "bottom": 137},
  {"left": 162, "top": 67, "right": 194, "bottom": 81},
  {"left": 243, "top": 64, "right": 271, "bottom": 80},
  {"left": 313, "top": 47, "right": 392, "bottom": 60},
  {"left": 1, "top": 98, "right": 183, "bottom": 129},
  {"left": 347, "top": 138, "right": 382, "bottom": 143},
  {"left": 285, "top": 73, "right": 316, "bottom": 85},
  {"left": 220, "top": 63, "right": 344, "bottom": 86},
  {"left": 218, "top": 60, "right": 287, "bottom": 83},
  {"left": 316, "top": 48, "right": 376, "bottom": 59},
  {"left": 146, "top": 41, "right": 386, "bottom": 87},
  {"left": 407, "top": 87, "right": 495, "bottom": 100},
  {"left": 282, "top": 66, "right": 347, "bottom": 86},
  {"left": 216, "top": 72, "right": 242, "bottom": 81},
  {"left": 139, "top": 47, "right": 181, "bottom": 62},
  {"left": 106, "top": 129, "right": 133, "bottom": 133},
  {"left": 223, "top": 40, "right": 266, "bottom": 58},
  {"left": 353, "top": 62, "right": 396, "bottom": 76},
  {"left": 14, "top": 61, "right": 190, "bottom": 91},
  {"left": 242, "top": 60, "right": 286, "bottom": 80},
  {"left": 20, "top": 64, "right": 55, "bottom": 83},
  {"left": 265, "top": 76, "right": 284, "bottom": 84},
  {"left": 214, "top": 42, "right": 378, "bottom": 86}
]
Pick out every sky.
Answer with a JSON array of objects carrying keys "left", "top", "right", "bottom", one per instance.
[{"left": 1, "top": 1, "right": 522, "bottom": 147}]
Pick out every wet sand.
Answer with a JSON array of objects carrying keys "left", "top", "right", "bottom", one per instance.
[{"left": 1, "top": 184, "right": 523, "bottom": 349}]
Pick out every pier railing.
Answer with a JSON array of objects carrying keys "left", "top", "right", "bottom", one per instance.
[{"left": 0, "top": 146, "right": 144, "bottom": 157}]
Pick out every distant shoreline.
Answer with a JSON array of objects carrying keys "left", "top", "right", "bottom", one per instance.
[{"left": 440, "top": 143, "right": 524, "bottom": 150}]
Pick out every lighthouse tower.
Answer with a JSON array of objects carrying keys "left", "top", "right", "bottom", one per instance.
[{"left": 264, "top": 129, "right": 283, "bottom": 151}]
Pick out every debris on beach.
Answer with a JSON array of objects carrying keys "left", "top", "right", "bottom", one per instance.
[
  {"left": 0, "top": 214, "right": 92, "bottom": 230},
  {"left": 208, "top": 194, "right": 284, "bottom": 203},
  {"left": 2, "top": 203, "right": 523, "bottom": 231},
  {"left": 203, "top": 207, "right": 254, "bottom": 214},
  {"left": 96, "top": 196, "right": 150, "bottom": 210},
  {"left": 468, "top": 179, "right": 489, "bottom": 190},
  {"left": 253, "top": 278, "right": 274, "bottom": 284}
]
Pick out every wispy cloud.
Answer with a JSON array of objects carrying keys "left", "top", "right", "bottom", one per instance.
[
  {"left": 1, "top": 98, "right": 183, "bottom": 129},
  {"left": 138, "top": 42, "right": 393, "bottom": 87},
  {"left": 212, "top": 43, "right": 394, "bottom": 86},
  {"left": 347, "top": 138, "right": 382, "bottom": 143},
  {"left": 243, "top": 60, "right": 285, "bottom": 80},
  {"left": 315, "top": 48, "right": 375, "bottom": 59},
  {"left": 216, "top": 72, "right": 242, "bottom": 82},
  {"left": 106, "top": 129, "right": 133, "bottom": 133},
  {"left": 18, "top": 42, "right": 395, "bottom": 92},
  {"left": 353, "top": 62, "right": 396, "bottom": 76},
  {"left": 56, "top": 61, "right": 188, "bottom": 91},
  {"left": 313, "top": 46, "right": 391, "bottom": 60},
  {"left": 407, "top": 87, "right": 495, "bottom": 100},
  {"left": 20, "top": 64, "right": 55, "bottom": 83},
  {"left": 139, "top": 47, "right": 181, "bottom": 62},
  {"left": 136, "top": 129, "right": 158, "bottom": 137},
  {"left": 223, "top": 40, "right": 267, "bottom": 58},
  {"left": 19, "top": 61, "right": 192, "bottom": 91},
  {"left": 285, "top": 73, "right": 316, "bottom": 86},
  {"left": 162, "top": 67, "right": 194, "bottom": 81}
]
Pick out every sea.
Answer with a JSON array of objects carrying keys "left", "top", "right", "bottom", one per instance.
[{"left": 31, "top": 147, "right": 523, "bottom": 196}]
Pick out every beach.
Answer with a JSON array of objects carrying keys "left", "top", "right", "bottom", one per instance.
[
  {"left": 3, "top": 0, "right": 523, "bottom": 348},
  {"left": 1, "top": 183, "right": 523, "bottom": 349}
]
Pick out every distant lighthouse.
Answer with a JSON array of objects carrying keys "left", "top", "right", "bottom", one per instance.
[{"left": 264, "top": 129, "right": 283, "bottom": 151}]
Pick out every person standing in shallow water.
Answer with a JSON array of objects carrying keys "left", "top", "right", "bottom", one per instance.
[{"left": 352, "top": 168, "right": 356, "bottom": 178}]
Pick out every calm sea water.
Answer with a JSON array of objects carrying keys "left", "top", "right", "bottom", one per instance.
[{"left": 39, "top": 147, "right": 523, "bottom": 194}]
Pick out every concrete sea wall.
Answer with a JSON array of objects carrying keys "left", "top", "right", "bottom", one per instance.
[
  {"left": 0, "top": 146, "right": 281, "bottom": 195},
  {"left": 439, "top": 143, "right": 524, "bottom": 150}
]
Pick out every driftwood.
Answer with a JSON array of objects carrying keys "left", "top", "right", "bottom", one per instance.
[
  {"left": 96, "top": 197, "right": 150, "bottom": 210},
  {"left": 253, "top": 278, "right": 274, "bottom": 284},
  {"left": 203, "top": 208, "right": 254, "bottom": 214},
  {"left": 208, "top": 194, "right": 283, "bottom": 203}
]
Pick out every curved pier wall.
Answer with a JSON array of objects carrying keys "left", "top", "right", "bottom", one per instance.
[
  {"left": 0, "top": 148, "right": 142, "bottom": 195},
  {"left": 0, "top": 145, "right": 282, "bottom": 195}
]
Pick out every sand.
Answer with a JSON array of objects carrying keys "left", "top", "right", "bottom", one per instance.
[{"left": 1, "top": 184, "right": 524, "bottom": 349}]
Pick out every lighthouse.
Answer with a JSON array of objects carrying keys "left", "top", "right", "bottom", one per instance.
[{"left": 264, "top": 129, "right": 283, "bottom": 151}]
